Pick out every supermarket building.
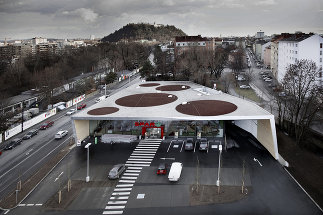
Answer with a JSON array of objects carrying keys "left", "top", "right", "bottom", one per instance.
[{"left": 71, "top": 81, "right": 288, "bottom": 166}]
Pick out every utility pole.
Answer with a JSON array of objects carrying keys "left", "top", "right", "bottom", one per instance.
[
  {"left": 216, "top": 145, "right": 222, "bottom": 193},
  {"left": 85, "top": 143, "right": 92, "bottom": 182}
]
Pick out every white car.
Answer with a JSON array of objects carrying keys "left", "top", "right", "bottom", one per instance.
[
  {"left": 168, "top": 162, "right": 183, "bottom": 182},
  {"left": 264, "top": 78, "right": 272, "bottom": 82},
  {"left": 55, "top": 130, "right": 68, "bottom": 139},
  {"left": 66, "top": 109, "right": 76, "bottom": 115}
]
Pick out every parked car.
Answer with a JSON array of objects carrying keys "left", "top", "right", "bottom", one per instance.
[
  {"left": 40, "top": 121, "right": 54, "bottom": 130},
  {"left": 157, "top": 163, "right": 167, "bottom": 175},
  {"left": 95, "top": 95, "right": 109, "bottom": 103},
  {"left": 168, "top": 162, "right": 183, "bottom": 182},
  {"left": 184, "top": 138, "right": 194, "bottom": 151},
  {"left": 23, "top": 129, "right": 38, "bottom": 140},
  {"left": 77, "top": 103, "right": 86, "bottom": 110},
  {"left": 4, "top": 138, "right": 22, "bottom": 150},
  {"left": 264, "top": 78, "right": 272, "bottom": 82},
  {"left": 55, "top": 130, "right": 68, "bottom": 139},
  {"left": 240, "top": 85, "right": 251, "bottom": 89},
  {"left": 108, "top": 164, "right": 126, "bottom": 179},
  {"left": 66, "top": 109, "right": 76, "bottom": 115},
  {"left": 199, "top": 138, "right": 208, "bottom": 151}
]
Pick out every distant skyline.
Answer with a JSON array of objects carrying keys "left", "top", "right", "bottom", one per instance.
[{"left": 1, "top": 0, "right": 323, "bottom": 40}]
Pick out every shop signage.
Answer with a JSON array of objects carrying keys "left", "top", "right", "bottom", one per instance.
[{"left": 135, "top": 122, "right": 162, "bottom": 127}]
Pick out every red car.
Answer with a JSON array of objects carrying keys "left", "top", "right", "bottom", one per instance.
[
  {"left": 77, "top": 103, "right": 86, "bottom": 110},
  {"left": 157, "top": 163, "right": 167, "bottom": 175},
  {"left": 40, "top": 121, "right": 54, "bottom": 130}
]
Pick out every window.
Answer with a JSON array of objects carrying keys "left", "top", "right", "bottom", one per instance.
[
  {"left": 320, "top": 50, "right": 322, "bottom": 55},
  {"left": 321, "top": 43, "right": 323, "bottom": 48},
  {"left": 319, "top": 72, "right": 322, "bottom": 78},
  {"left": 295, "top": 44, "right": 298, "bottom": 47},
  {"left": 295, "top": 51, "right": 297, "bottom": 54},
  {"left": 320, "top": 58, "right": 322, "bottom": 63}
]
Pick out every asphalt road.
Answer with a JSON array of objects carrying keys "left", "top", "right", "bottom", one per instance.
[{"left": 0, "top": 75, "right": 141, "bottom": 209}]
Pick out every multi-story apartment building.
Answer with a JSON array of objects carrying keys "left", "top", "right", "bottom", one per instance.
[
  {"left": 278, "top": 33, "right": 323, "bottom": 86},
  {"left": 174, "top": 35, "right": 215, "bottom": 56},
  {"left": 270, "top": 33, "right": 291, "bottom": 78},
  {"left": 263, "top": 46, "right": 271, "bottom": 68},
  {"left": 253, "top": 40, "right": 266, "bottom": 60}
]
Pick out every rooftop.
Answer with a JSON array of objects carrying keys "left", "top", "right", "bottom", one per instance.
[{"left": 72, "top": 81, "right": 273, "bottom": 121}]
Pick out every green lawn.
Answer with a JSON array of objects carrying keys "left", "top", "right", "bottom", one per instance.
[{"left": 234, "top": 86, "right": 262, "bottom": 103}]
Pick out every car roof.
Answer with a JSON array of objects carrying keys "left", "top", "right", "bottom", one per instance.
[
  {"left": 56, "top": 130, "right": 66, "bottom": 134},
  {"left": 158, "top": 163, "right": 166, "bottom": 168}
]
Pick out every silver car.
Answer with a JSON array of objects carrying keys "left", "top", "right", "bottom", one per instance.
[{"left": 108, "top": 164, "right": 126, "bottom": 179}]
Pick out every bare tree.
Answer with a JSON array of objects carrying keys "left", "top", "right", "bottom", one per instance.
[{"left": 281, "top": 59, "right": 323, "bottom": 144}]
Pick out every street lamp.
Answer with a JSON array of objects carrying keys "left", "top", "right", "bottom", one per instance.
[
  {"left": 85, "top": 143, "right": 92, "bottom": 182},
  {"left": 216, "top": 145, "right": 222, "bottom": 186}
]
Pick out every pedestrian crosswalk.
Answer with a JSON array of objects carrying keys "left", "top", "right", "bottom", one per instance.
[{"left": 102, "top": 139, "right": 162, "bottom": 215}]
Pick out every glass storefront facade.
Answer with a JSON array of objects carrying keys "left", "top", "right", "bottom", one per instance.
[{"left": 89, "top": 120, "right": 224, "bottom": 139}]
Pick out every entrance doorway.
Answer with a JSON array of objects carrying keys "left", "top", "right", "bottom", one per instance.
[{"left": 146, "top": 127, "right": 161, "bottom": 139}]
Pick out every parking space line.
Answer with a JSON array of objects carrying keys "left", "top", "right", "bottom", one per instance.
[
  {"left": 118, "top": 180, "right": 136, "bottom": 183},
  {"left": 116, "top": 184, "right": 134, "bottom": 187},
  {"left": 103, "top": 211, "right": 123, "bottom": 215},
  {"left": 180, "top": 140, "right": 184, "bottom": 152},
  {"left": 112, "top": 192, "right": 131, "bottom": 196},
  {"left": 167, "top": 141, "right": 172, "bottom": 152},
  {"left": 110, "top": 196, "right": 129, "bottom": 200},
  {"left": 107, "top": 201, "right": 128, "bottom": 205}
]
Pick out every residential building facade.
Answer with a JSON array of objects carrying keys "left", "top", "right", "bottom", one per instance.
[
  {"left": 174, "top": 35, "right": 215, "bottom": 56},
  {"left": 278, "top": 33, "right": 323, "bottom": 86}
]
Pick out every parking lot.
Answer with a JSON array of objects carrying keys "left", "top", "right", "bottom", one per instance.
[{"left": 9, "top": 128, "right": 322, "bottom": 215}]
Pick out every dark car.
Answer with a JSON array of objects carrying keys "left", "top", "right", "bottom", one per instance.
[
  {"left": 77, "top": 103, "right": 86, "bottom": 110},
  {"left": 4, "top": 138, "right": 22, "bottom": 150},
  {"left": 108, "top": 164, "right": 126, "bottom": 179},
  {"left": 184, "top": 138, "right": 194, "bottom": 151},
  {"left": 23, "top": 129, "right": 38, "bottom": 140},
  {"left": 40, "top": 121, "right": 54, "bottom": 130},
  {"left": 199, "top": 138, "right": 208, "bottom": 151},
  {"left": 157, "top": 163, "right": 167, "bottom": 175}
]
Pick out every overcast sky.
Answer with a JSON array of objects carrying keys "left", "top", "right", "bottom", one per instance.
[{"left": 0, "top": 0, "right": 322, "bottom": 40}]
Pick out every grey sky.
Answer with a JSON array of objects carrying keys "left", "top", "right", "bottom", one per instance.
[{"left": 0, "top": 0, "right": 322, "bottom": 39}]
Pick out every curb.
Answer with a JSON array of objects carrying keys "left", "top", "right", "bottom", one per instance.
[
  {"left": 0, "top": 137, "right": 74, "bottom": 211},
  {"left": 284, "top": 167, "right": 323, "bottom": 212}
]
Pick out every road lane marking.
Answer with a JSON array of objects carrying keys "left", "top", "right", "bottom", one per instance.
[
  {"left": 167, "top": 141, "right": 172, "bottom": 152},
  {"left": 54, "top": 171, "right": 64, "bottom": 182},
  {"left": 126, "top": 161, "right": 151, "bottom": 164},
  {"left": 125, "top": 170, "right": 141, "bottom": 173},
  {"left": 107, "top": 201, "right": 128, "bottom": 204},
  {"left": 127, "top": 158, "right": 152, "bottom": 161},
  {"left": 129, "top": 156, "right": 154, "bottom": 159},
  {"left": 121, "top": 176, "right": 137, "bottom": 180},
  {"left": 180, "top": 141, "right": 184, "bottom": 152},
  {"left": 126, "top": 166, "right": 142, "bottom": 169},
  {"left": 123, "top": 173, "right": 139, "bottom": 176},
  {"left": 4, "top": 210, "right": 10, "bottom": 214}
]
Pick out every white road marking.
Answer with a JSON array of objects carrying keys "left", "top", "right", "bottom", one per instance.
[
  {"left": 118, "top": 180, "right": 136, "bottom": 183},
  {"left": 167, "top": 141, "right": 172, "bottom": 152},
  {"left": 129, "top": 156, "right": 154, "bottom": 159},
  {"left": 114, "top": 188, "right": 132, "bottom": 192},
  {"left": 126, "top": 161, "right": 151, "bottom": 164},
  {"left": 127, "top": 158, "right": 152, "bottom": 161},
  {"left": 127, "top": 166, "right": 143, "bottom": 170},
  {"left": 54, "top": 171, "right": 64, "bottom": 182},
  {"left": 132, "top": 151, "right": 156, "bottom": 154},
  {"left": 105, "top": 206, "right": 125, "bottom": 210},
  {"left": 110, "top": 196, "right": 129, "bottom": 200},
  {"left": 103, "top": 210, "right": 123, "bottom": 214},
  {"left": 125, "top": 170, "right": 141, "bottom": 173},
  {"left": 123, "top": 173, "right": 139, "bottom": 176},
  {"left": 131, "top": 153, "right": 155, "bottom": 156},
  {"left": 27, "top": 204, "right": 34, "bottom": 206},
  {"left": 121, "top": 176, "right": 137, "bottom": 180},
  {"left": 125, "top": 163, "right": 150, "bottom": 167},
  {"left": 180, "top": 141, "right": 184, "bottom": 152},
  {"left": 136, "top": 146, "right": 159, "bottom": 149},
  {"left": 35, "top": 204, "right": 42, "bottom": 206},
  {"left": 112, "top": 192, "right": 131, "bottom": 196},
  {"left": 4, "top": 210, "right": 10, "bottom": 214},
  {"left": 107, "top": 201, "right": 128, "bottom": 205},
  {"left": 134, "top": 148, "right": 157, "bottom": 151},
  {"left": 18, "top": 204, "right": 26, "bottom": 206},
  {"left": 116, "top": 184, "right": 134, "bottom": 187}
]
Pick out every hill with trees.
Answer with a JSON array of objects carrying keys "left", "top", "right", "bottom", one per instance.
[{"left": 101, "top": 23, "right": 186, "bottom": 42}]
